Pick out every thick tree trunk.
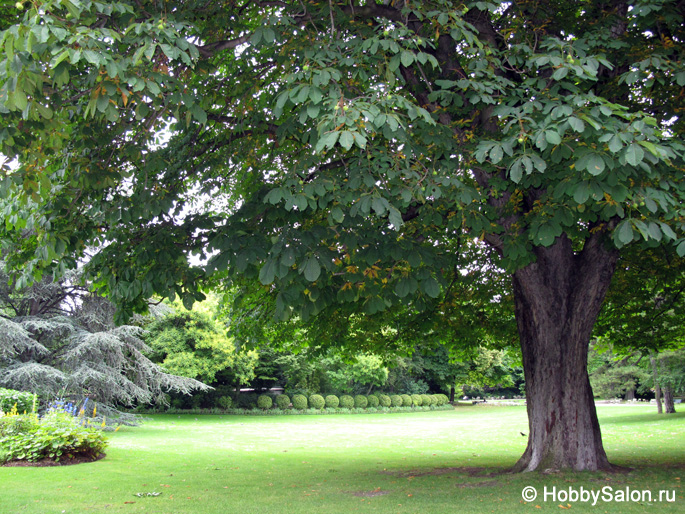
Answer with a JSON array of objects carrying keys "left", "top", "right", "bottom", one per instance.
[
  {"left": 511, "top": 235, "right": 619, "bottom": 472},
  {"left": 449, "top": 385, "right": 456, "bottom": 403},
  {"left": 663, "top": 386, "right": 676, "bottom": 414},
  {"left": 650, "top": 354, "right": 663, "bottom": 414}
]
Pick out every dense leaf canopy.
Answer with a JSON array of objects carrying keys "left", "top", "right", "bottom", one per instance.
[{"left": 0, "top": 0, "right": 683, "bottom": 324}]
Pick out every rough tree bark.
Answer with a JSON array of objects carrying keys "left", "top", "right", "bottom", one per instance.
[
  {"left": 663, "top": 386, "right": 676, "bottom": 414},
  {"left": 650, "top": 353, "right": 663, "bottom": 414},
  {"left": 511, "top": 234, "right": 619, "bottom": 472}
]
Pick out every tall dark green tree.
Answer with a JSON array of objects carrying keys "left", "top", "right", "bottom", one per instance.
[{"left": 1, "top": 0, "right": 684, "bottom": 471}]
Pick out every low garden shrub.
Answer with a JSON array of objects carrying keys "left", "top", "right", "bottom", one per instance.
[
  {"left": 379, "top": 394, "right": 392, "bottom": 407},
  {"left": 291, "top": 394, "right": 308, "bottom": 410},
  {"left": 339, "top": 395, "right": 354, "bottom": 408},
  {"left": 257, "top": 395, "right": 273, "bottom": 409},
  {"left": 217, "top": 396, "right": 233, "bottom": 409},
  {"left": 275, "top": 394, "right": 291, "bottom": 409},
  {"left": 309, "top": 394, "right": 325, "bottom": 410},
  {"left": 411, "top": 394, "right": 423, "bottom": 406},
  {"left": 367, "top": 395, "right": 380, "bottom": 407},
  {"left": 354, "top": 395, "right": 368, "bottom": 408},
  {"left": 390, "top": 395, "right": 403, "bottom": 407},
  {"left": 421, "top": 394, "right": 433, "bottom": 406},
  {"left": 0, "top": 388, "right": 36, "bottom": 415},
  {"left": 0, "top": 412, "right": 107, "bottom": 464},
  {"left": 401, "top": 394, "right": 412, "bottom": 407},
  {"left": 324, "top": 395, "right": 339, "bottom": 408}
]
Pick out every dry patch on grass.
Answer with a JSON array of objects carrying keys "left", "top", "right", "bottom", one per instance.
[{"left": 380, "top": 465, "right": 504, "bottom": 478}]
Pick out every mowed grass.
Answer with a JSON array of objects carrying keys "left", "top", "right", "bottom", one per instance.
[{"left": 2, "top": 405, "right": 684, "bottom": 514}]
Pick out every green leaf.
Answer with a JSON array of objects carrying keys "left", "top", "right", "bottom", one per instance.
[
  {"left": 552, "top": 67, "right": 569, "bottom": 80},
  {"left": 659, "top": 222, "right": 676, "bottom": 240},
  {"left": 490, "top": 145, "right": 503, "bottom": 164},
  {"left": 281, "top": 248, "right": 295, "bottom": 268},
  {"left": 339, "top": 131, "right": 354, "bottom": 151},
  {"left": 568, "top": 117, "right": 585, "bottom": 133},
  {"left": 400, "top": 51, "right": 415, "bottom": 67},
  {"left": 608, "top": 135, "right": 623, "bottom": 153},
  {"left": 616, "top": 221, "right": 634, "bottom": 245},
  {"left": 315, "top": 131, "right": 339, "bottom": 152},
  {"left": 302, "top": 257, "right": 321, "bottom": 282},
  {"left": 586, "top": 154, "right": 606, "bottom": 176},
  {"left": 677, "top": 241, "right": 685, "bottom": 257},
  {"left": 624, "top": 144, "right": 644, "bottom": 166},
  {"left": 421, "top": 277, "right": 440, "bottom": 298},
  {"left": 331, "top": 206, "right": 344, "bottom": 223},
  {"left": 388, "top": 205, "right": 403, "bottom": 229},
  {"left": 394, "top": 276, "right": 418, "bottom": 298},
  {"left": 536, "top": 224, "right": 558, "bottom": 246},
  {"left": 545, "top": 130, "right": 561, "bottom": 145},
  {"left": 509, "top": 159, "right": 522, "bottom": 183},
  {"left": 190, "top": 104, "right": 207, "bottom": 124},
  {"left": 573, "top": 182, "right": 590, "bottom": 204},
  {"left": 259, "top": 259, "right": 276, "bottom": 285}
]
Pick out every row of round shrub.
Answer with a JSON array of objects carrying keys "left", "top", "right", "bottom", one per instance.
[{"left": 255, "top": 393, "right": 450, "bottom": 410}]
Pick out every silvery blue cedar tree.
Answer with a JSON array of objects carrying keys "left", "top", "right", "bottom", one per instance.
[
  {"left": 0, "top": 0, "right": 683, "bottom": 470},
  {"left": 0, "top": 265, "right": 207, "bottom": 418}
]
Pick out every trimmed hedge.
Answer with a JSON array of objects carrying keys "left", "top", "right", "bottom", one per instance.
[
  {"left": 324, "top": 395, "right": 339, "bottom": 408},
  {"left": 0, "top": 388, "right": 36, "bottom": 414},
  {"left": 339, "top": 395, "right": 354, "bottom": 409},
  {"left": 401, "top": 394, "right": 412, "bottom": 407},
  {"left": 354, "top": 395, "right": 368, "bottom": 408},
  {"left": 257, "top": 394, "right": 273, "bottom": 409},
  {"left": 390, "top": 394, "right": 403, "bottom": 407},
  {"left": 421, "top": 394, "right": 433, "bottom": 406},
  {"left": 275, "top": 394, "right": 291, "bottom": 409},
  {"left": 309, "top": 394, "right": 325, "bottom": 410},
  {"left": 291, "top": 394, "right": 308, "bottom": 410},
  {"left": 411, "top": 394, "right": 423, "bottom": 406},
  {"left": 379, "top": 394, "right": 392, "bottom": 407},
  {"left": 367, "top": 395, "right": 380, "bottom": 407}
]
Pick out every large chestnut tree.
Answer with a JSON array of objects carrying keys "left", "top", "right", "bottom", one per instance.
[{"left": 1, "top": 0, "right": 684, "bottom": 471}]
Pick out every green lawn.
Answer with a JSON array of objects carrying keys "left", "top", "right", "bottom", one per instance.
[{"left": 2, "top": 405, "right": 684, "bottom": 513}]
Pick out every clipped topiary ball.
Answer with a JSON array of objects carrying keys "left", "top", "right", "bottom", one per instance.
[
  {"left": 325, "top": 394, "right": 339, "bottom": 408},
  {"left": 411, "top": 394, "right": 423, "bottom": 406},
  {"left": 292, "top": 394, "right": 308, "bottom": 410},
  {"left": 431, "top": 394, "right": 442, "bottom": 405},
  {"left": 421, "top": 394, "right": 433, "bottom": 406},
  {"left": 390, "top": 394, "right": 403, "bottom": 407},
  {"left": 400, "top": 394, "right": 412, "bottom": 407},
  {"left": 257, "top": 394, "right": 273, "bottom": 409},
  {"left": 309, "top": 394, "right": 325, "bottom": 410},
  {"left": 379, "top": 394, "right": 392, "bottom": 407},
  {"left": 367, "top": 395, "right": 380, "bottom": 407},
  {"left": 354, "top": 395, "right": 368, "bottom": 408},
  {"left": 339, "top": 395, "right": 354, "bottom": 409},
  {"left": 275, "top": 394, "right": 291, "bottom": 409}
]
